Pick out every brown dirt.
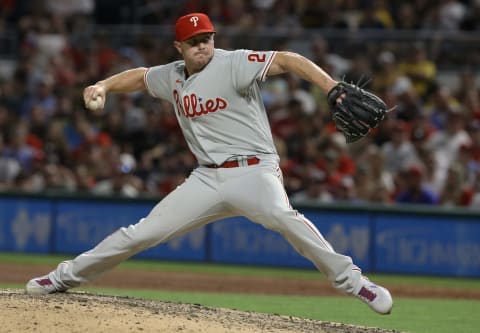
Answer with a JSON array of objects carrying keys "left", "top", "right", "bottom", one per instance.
[
  {"left": 2, "top": 263, "right": 479, "bottom": 299},
  {"left": 1, "top": 262, "right": 477, "bottom": 333}
]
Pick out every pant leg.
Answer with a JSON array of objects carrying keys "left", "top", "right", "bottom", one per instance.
[
  {"left": 219, "top": 161, "right": 362, "bottom": 294},
  {"left": 52, "top": 169, "right": 230, "bottom": 289}
]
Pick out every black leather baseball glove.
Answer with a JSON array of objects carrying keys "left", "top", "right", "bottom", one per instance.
[{"left": 327, "top": 81, "right": 388, "bottom": 143}]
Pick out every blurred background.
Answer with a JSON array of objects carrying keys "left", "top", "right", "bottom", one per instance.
[{"left": 1, "top": 0, "right": 480, "bottom": 208}]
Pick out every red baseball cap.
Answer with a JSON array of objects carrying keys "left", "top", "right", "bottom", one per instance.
[{"left": 175, "top": 13, "right": 215, "bottom": 42}]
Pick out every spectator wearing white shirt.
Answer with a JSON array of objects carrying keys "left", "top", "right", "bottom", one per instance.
[
  {"left": 425, "top": 109, "right": 472, "bottom": 188},
  {"left": 381, "top": 121, "right": 420, "bottom": 174}
]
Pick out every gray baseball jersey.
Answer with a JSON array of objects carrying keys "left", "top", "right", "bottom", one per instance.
[{"left": 144, "top": 48, "right": 278, "bottom": 166}]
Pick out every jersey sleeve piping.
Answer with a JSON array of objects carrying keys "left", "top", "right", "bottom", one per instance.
[
  {"left": 143, "top": 67, "right": 157, "bottom": 97},
  {"left": 259, "top": 51, "right": 277, "bottom": 82}
]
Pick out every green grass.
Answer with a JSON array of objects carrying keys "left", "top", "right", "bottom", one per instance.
[{"left": 2, "top": 252, "right": 480, "bottom": 333}]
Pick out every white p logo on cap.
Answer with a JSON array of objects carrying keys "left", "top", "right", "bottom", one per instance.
[
  {"left": 175, "top": 13, "right": 215, "bottom": 41},
  {"left": 190, "top": 16, "right": 199, "bottom": 27}
]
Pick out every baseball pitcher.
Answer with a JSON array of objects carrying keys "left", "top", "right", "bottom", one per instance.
[{"left": 26, "top": 13, "right": 392, "bottom": 315}]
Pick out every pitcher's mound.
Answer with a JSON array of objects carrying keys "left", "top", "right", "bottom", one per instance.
[{"left": 0, "top": 289, "right": 400, "bottom": 333}]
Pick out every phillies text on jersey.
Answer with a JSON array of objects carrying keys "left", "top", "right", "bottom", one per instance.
[{"left": 144, "top": 49, "right": 278, "bottom": 166}]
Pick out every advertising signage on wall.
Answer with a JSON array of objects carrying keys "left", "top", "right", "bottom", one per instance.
[
  {"left": 0, "top": 197, "right": 52, "bottom": 253},
  {"left": 375, "top": 215, "right": 480, "bottom": 276},
  {"left": 1, "top": 195, "right": 480, "bottom": 277}
]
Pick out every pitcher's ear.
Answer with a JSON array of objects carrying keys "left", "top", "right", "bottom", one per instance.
[{"left": 173, "top": 41, "right": 182, "bottom": 54}]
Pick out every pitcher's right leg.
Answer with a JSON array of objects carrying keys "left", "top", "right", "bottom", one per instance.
[{"left": 26, "top": 169, "right": 230, "bottom": 294}]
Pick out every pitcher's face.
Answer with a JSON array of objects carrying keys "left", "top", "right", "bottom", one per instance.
[{"left": 175, "top": 33, "right": 215, "bottom": 75}]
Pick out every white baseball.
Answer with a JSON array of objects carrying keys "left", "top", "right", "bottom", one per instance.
[{"left": 87, "top": 97, "right": 103, "bottom": 111}]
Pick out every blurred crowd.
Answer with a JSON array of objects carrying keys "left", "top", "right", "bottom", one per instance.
[
  {"left": 1, "top": 0, "right": 480, "bottom": 208},
  {"left": 3, "top": 0, "right": 479, "bottom": 31}
]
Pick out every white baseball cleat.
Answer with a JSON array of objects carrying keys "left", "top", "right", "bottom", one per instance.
[
  {"left": 355, "top": 276, "right": 393, "bottom": 315},
  {"left": 25, "top": 275, "right": 66, "bottom": 295}
]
